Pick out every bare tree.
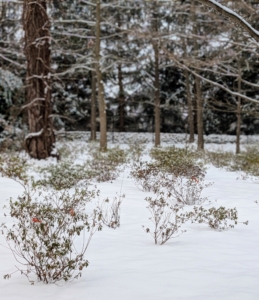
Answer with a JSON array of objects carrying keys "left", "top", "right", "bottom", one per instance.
[
  {"left": 95, "top": 0, "right": 107, "bottom": 150},
  {"left": 23, "top": 0, "right": 55, "bottom": 159}
]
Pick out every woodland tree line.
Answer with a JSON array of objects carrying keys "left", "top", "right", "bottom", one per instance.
[{"left": 1, "top": 0, "right": 259, "bottom": 158}]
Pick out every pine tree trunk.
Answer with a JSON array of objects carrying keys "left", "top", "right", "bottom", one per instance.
[
  {"left": 95, "top": 0, "right": 107, "bottom": 150},
  {"left": 118, "top": 64, "right": 125, "bottom": 132},
  {"left": 23, "top": 0, "right": 55, "bottom": 159},
  {"left": 152, "top": 1, "right": 160, "bottom": 147},
  {"left": 91, "top": 70, "right": 96, "bottom": 141}
]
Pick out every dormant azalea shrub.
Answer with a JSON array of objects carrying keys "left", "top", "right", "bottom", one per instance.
[
  {"left": 130, "top": 160, "right": 209, "bottom": 204},
  {"left": 166, "top": 176, "right": 213, "bottom": 206},
  {"left": 36, "top": 146, "right": 128, "bottom": 189},
  {"left": 143, "top": 192, "right": 191, "bottom": 245},
  {"left": 87, "top": 147, "right": 128, "bottom": 182},
  {"left": 97, "top": 194, "right": 125, "bottom": 229},
  {"left": 143, "top": 192, "right": 247, "bottom": 245},
  {"left": 0, "top": 154, "right": 30, "bottom": 185},
  {"left": 189, "top": 206, "right": 248, "bottom": 231},
  {"left": 1, "top": 186, "right": 102, "bottom": 284},
  {"left": 36, "top": 160, "right": 90, "bottom": 190},
  {"left": 205, "top": 146, "right": 259, "bottom": 177},
  {"left": 127, "top": 140, "right": 146, "bottom": 162},
  {"left": 150, "top": 146, "right": 202, "bottom": 174}
]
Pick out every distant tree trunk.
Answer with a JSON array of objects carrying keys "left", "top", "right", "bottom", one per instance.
[
  {"left": 195, "top": 73, "right": 204, "bottom": 150},
  {"left": 186, "top": 70, "right": 194, "bottom": 143},
  {"left": 183, "top": 39, "right": 194, "bottom": 143},
  {"left": 23, "top": 0, "right": 55, "bottom": 159},
  {"left": 236, "top": 60, "right": 242, "bottom": 154},
  {"left": 152, "top": 1, "right": 160, "bottom": 147},
  {"left": 95, "top": 0, "right": 107, "bottom": 150},
  {"left": 118, "top": 64, "right": 125, "bottom": 132},
  {"left": 91, "top": 69, "right": 96, "bottom": 141},
  {"left": 192, "top": 4, "right": 204, "bottom": 150}
]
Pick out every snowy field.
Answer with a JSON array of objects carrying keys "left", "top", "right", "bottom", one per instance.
[{"left": 0, "top": 133, "right": 259, "bottom": 300}]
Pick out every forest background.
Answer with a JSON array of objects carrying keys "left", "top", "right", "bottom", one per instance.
[{"left": 1, "top": 0, "right": 259, "bottom": 157}]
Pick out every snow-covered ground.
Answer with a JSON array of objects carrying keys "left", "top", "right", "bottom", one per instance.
[{"left": 0, "top": 134, "right": 259, "bottom": 300}]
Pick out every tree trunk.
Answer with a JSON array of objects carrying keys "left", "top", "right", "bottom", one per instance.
[
  {"left": 236, "top": 60, "right": 242, "bottom": 154},
  {"left": 195, "top": 73, "right": 204, "bottom": 150},
  {"left": 95, "top": 0, "right": 107, "bottom": 150},
  {"left": 23, "top": 0, "right": 55, "bottom": 159},
  {"left": 192, "top": 3, "right": 204, "bottom": 150},
  {"left": 91, "top": 69, "right": 96, "bottom": 141},
  {"left": 118, "top": 64, "right": 125, "bottom": 132},
  {"left": 152, "top": 1, "right": 160, "bottom": 147},
  {"left": 183, "top": 39, "right": 194, "bottom": 143}
]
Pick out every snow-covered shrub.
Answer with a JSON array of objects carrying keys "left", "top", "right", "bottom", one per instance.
[
  {"left": 36, "top": 160, "right": 90, "bottom": 190},
  {"left": 189, "top": 206, "right": 248, "bottom": 231},
  {"left": 166, "top": 176, "right": 213, "bottom": 206},
  {"left": 150, "top": 146, "right": 203, "bottom": 173},
  {"left": 97, "top": 194, "right": 125, "bottom": 229},
  {"left": 206, "top": 146, "right": 259, "bottom": 178},
  {"left": 87, "top": 147, "right": 128, "bottom": 182},
  {"left": 127, "top": 140, "right": 146, "bottom": 162},
  {"left": 0, "top": 154, "right": 30, "bottom": 186},
  {"left": 143, "top": 192, "right": 191, "bottom": 245},
  {"left": 130, "top": 160, "right": 210, "bottom": 205},
  {"left": 1, "top": 186, "right": 102, "bottom": 284},
  {"left": 130, "top": 161, "right": 162, "bottom": 193}
]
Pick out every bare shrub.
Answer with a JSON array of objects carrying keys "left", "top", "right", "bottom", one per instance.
[
  {"left": 97, "top": 194, "right": 125, "bottom": 229},
  {"left": 143, "top": 192, "right": 191, "bottom": 245},
  {"left": 1, "top": 186, "right": 102, "bottom": 284}
]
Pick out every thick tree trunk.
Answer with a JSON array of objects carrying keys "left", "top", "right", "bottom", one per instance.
[
  {"left": 118, "top": 64, "right": 125, "bottom": 132},
  {"left": 236, "top": 60, "right": 242, "bottom": 154},
  {"left": 95, "top": 0, "right": 107, "bottom": 150},
  {"left": 23, "top": 0, "right": 55, "bottom": 159},
  {"left": 91, "top": 70, "right": 96, "bottom": 141},
  {"left": 152, "top": 1, "right": 160, "bottom": 147}
]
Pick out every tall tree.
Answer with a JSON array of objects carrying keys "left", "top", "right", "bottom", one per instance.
[
  {"left": 95, "top": 0, "right": 107, "bottom": 150},
  {"left": 23, "top": 0, "right": 55, "bottom": 159}
]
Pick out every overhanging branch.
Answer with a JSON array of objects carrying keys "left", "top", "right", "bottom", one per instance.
[{"left": 196, "top": 0, "right": 259, "bottom": 43}]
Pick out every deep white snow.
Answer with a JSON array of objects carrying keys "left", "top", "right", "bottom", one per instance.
[{"left": 0, "top": 134, "right": 259, "bottom": 300}]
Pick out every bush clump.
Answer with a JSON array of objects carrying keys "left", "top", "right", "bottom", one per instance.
[{"left": 1, "top": 186, "right": 102, "bottom": 284}]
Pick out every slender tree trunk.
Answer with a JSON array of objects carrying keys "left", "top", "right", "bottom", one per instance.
[
  {"left": 152, "top": 1, "right": 160, "bottom": 147},
  {"left": 91, "top": 69, "right": 96, "bottom": 141},
  {"left": 195, "top": 73, "right": 204, "bottom": 150},
  {"left": 236, "top": 60, "right": 242, "bottom": 154},
  {"left": 118, "top": 64, "right": 125, "bottom": 132},
  {"left": 23, "top": 0, "right": 55, "bottom": 159},
  {"left": 183, "top": 39, "right": 194, "bottom": 143},
  {"left": 95, "top": 0, "right": 107, "bottom": 150},
  {"left": 193, "top": 3, "right": 204, "bottom": 150}
]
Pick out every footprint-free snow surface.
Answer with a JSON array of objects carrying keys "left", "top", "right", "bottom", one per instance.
[{"left": 0, "top": 137, "right": 259, "bottom": 300}]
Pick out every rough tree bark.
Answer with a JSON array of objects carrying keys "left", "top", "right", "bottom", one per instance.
[
  {"left": 23, "top": 0, "right": 55, "bottom": 159},
  {"left": 95, "top": 0, "right": 107, "bottom": 150}
]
